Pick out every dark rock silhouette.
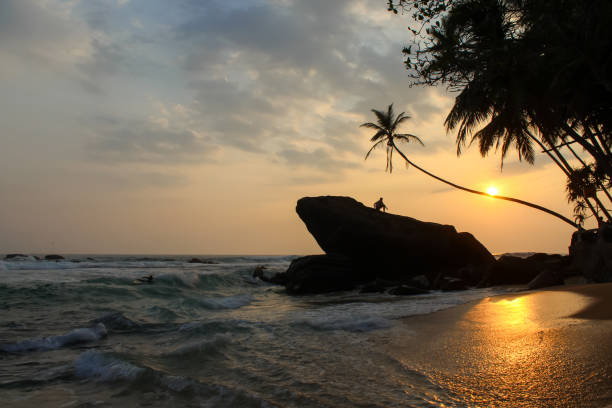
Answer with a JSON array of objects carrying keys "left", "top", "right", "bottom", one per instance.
[
  {"left": 283, "top": 254, "right": 357, "bottom": 294},
  {"left": 279, "top": 196, "right": 495, "bottom": 294},
  {"left": 479, "top": 253, "right": 570, "bottom": 287},
  {"left": 570, "top": 224, "right": 612, "bottom": 282},
  {"left": 528, "top": 269, "right": 564, "bottom": 290},
  {"left": 187, "top": 258, "right": 216, "bottom": 264},
  {"left": 45, "top": 254, "right": 64, "bottom": 260},
  {"left": 4, "top": 254, "right": 27, "bottom": 260},
  {"left": 359, "top": 279, "right": 398, "bottom": 293},
  {"left": 297, "top": 196, "right": 494, "bottom": 276}
]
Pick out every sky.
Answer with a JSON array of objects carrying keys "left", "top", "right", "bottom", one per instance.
[{"left": 0, "top": 0, "right": 587, "bottom": 255}]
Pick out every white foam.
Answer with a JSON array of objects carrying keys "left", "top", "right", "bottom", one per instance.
[
  {"left": 74, "top": 350, "right": 144, "bottom": 382},
  {"left": 1, "top": 323, "right": 107, "bottom": 353}
]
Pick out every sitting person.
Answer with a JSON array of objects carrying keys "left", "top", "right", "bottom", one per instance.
[{"left": 373, "top": 197, "right": 387, "bottom": 212}]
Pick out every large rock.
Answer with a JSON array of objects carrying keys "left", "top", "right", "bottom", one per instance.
[
  {"left": 570, "top": 224, "right": 612, "bottom": 282},
  {"left": 296, "top": 196, "right": 495, "bottom": 281},
  {"left": 528, "top": 269, "right": 564, "bottom": 290},
  {"left": 282, "top": 254, "right": 359, "bottom": 294},
  {"left": 479, "top": 253, "right": 569, "bottom": 287}
]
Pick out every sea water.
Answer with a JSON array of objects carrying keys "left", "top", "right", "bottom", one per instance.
[{"left": 0, "top": 255, "right": 508, "bottom": 407}]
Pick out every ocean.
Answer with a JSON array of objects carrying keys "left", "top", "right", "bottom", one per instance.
[{"left": 0, "top": 255, "right": 514, "bottom": 407}]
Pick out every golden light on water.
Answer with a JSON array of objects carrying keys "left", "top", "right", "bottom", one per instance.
[{"left": 486, "top": 186, "right": 499, "bottom": 196}]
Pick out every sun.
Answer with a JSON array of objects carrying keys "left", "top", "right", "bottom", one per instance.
[{"left": 487, "top": 186, "right": 499, "bottom": 196}]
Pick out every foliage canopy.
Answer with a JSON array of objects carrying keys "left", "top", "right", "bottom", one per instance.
[{"left": 388, "top": 0, "right": 612, "bottom": 226}]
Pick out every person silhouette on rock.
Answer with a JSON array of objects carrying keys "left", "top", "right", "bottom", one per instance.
[{"left": 374, "top": 197, "right": 387, "bottom": 212}]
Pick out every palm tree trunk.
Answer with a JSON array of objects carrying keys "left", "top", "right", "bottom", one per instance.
[
  {"left": 563, "top": 124, "right": 612, "bottom": 181},
  {"left": 564, "top": 143, "right": 612, "bottom": 222},
  {"left": 390, "top": 142, "right": 581, "bottom": 229},
  {"left": 527, "top": 130, "right": 606, "bottom": 222}
]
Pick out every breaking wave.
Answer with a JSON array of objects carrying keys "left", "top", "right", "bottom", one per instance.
[{"left": 1, "top": 323, "right": 107, "bottom": 353}]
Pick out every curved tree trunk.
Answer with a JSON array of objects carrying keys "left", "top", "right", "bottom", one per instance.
[{"left": 390, "top": 142, "right": 581, "bottom": 229}]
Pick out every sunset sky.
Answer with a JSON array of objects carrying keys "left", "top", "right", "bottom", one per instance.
[{"left": 0, "top": 0, "right": 585, "bottom": 255}]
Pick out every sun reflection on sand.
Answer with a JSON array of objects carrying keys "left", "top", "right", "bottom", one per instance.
[{"left": 384, "top": 290, "right": 612, "bottom": 407}]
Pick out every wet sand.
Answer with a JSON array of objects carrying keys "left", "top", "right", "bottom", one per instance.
[{"left": 383, "top": 283, "right": 612, "bottom": 407}]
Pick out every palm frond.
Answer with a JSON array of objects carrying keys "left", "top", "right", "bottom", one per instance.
[
  {"left": 395, "top": 133, "right": 425, "bottom": 146},
  {"left": 392, "top": 112, "right": 411, "bottom": 130},
  {"left": 360, "top": 122, "right": 384, "bottom": 131},
  {"left": 365, "top": 139, "right": 385, "bottom": 160},
  {"left": 371, "top": 109, "right": 390, "bottom": 128},
  {"left": 370, "top": 129, "right": 386, "bottom": 142}
]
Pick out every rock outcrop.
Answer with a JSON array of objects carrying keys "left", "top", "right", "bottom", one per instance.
[
  {"left": 479, "top": 253, "right": 570, "bottom": 287},
  {"left": 274, "top": 196, "right": 495, "bottom": 294},
  {"left": 570, "top": 224, "right": 612, "bottom": 282},
  {"left": 44, "top": 254, "right": 64, "bottom": 260},
  {"left": 283, "top": 254, "right": 359, "bottom": 294}
]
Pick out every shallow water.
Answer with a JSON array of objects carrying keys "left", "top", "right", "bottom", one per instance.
[{"left": 0, "top": 255, "right": 582, "bottom": 407}]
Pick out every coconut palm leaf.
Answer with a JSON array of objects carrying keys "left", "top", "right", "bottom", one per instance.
[{"left": 365, "top": 139, "right": 385, "bottom": 160}]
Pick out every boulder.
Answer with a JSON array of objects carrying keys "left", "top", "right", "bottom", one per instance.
[
  {"left": 188, "top": 258, "right": 216, "bottom": 264},
  {"left": 480, "top": 253, "right": 569, "bottom": 286},
  {"left": 4, "top": 254, "right": 27, "bottom": 260},
  {"left": 570, "top": 224, "right": 612, "bottom": 282},
  {"left": 296, "top": 196, "right": 495, "bottom": 282},
  {"left": 359, "top": 279, "right": 398, "bottom": 293},
  {"left": 253, "top": 265, "right": 287, "bottom": 285},
  {"left": 44, "top": 254, "right": 64, "bottom": 260},
  {"left": 528, "top": 269, "right": 564, "bottom": 290},
  {"left": 435, "top": 276, "right": 469, "bottom": 291},
  {"left": 282, "top": 254, "right": 359, "bottom": 294},
  {"left": 407, "top": 275, "right": 430, "bottom": 290}
]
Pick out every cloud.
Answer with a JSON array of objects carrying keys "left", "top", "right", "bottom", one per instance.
[
  {"left": 86, "top": 114, "right": 218, "bottom": 164},
  {"left": 2, "top": 0, "right": 452, "bottom": 175},
  {"left": 276, "top": 146, "right": 360, "bottom": 172}
]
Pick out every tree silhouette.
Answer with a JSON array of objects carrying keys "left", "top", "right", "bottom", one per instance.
[
  {"left": 387, "top": 0, "right": 612, "bottom": 226},
  {"left": 362, "top": 104, "right": 581, "bottom": 229}
]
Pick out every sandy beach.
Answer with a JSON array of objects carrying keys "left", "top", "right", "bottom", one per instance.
[{"left": 381, "top": 283, "right": 612, "bottom": 407}]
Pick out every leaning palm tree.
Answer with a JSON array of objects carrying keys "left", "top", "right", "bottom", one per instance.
[
  {"left": 361, "top": 104, "right": 424, "bottom": 173},
  {"left": 362, "top": 103, "right": 581, "bottom": 229}
]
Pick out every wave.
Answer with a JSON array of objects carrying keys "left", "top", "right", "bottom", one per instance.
[
  {"left": 178, "top": 319, "right": 253, "bottom": 334},
  {"left": 92, "top": 312, "right": 140, "bottom": 331},
  {"left": 1, "top": 254, "right": 296, "bottom": 271},
  {"left": 182, "top": 294, "right": 254, "bottom": 310},
  {"left": 295, "top": 315, "right": 392, "bottom": 333},
  {"left": 75, "top": 350, "right": 145, "bottom": 382},
  {"left": 74, "top": 351, "right": 276, "bottom": 406},
  {"left": 1, "top": 323, "right": 107, "bottom": 353},
  {"left": 161, "top": 334, "right": 232, "bottom": 357}
]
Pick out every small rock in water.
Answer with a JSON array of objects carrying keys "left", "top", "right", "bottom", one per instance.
[
  {"left": 45, "top": 254, "right": 65, "bottom": 260},
  {"left": 360, "top": 279, "right": 397, "bottom": 293},
  {"left": 4, "top": 253, "right": 28, "bottom": 260},
  {"left": 188, "top": 257, "right": 216, "bottom": 264}
]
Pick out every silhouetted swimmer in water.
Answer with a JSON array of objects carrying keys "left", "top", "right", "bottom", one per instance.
[
  {"left": 134, "top": 275, "right": 154, "bottom": 284},
  {"left": 374, "top": 197, "right": 387, "bottom": 212}
]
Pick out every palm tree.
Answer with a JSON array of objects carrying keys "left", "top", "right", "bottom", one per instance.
[
  {"left": 362, "top": 103, "right": 581, "bottom": 229},
  {"left": 361, "top": 104, "right": 424, "bottom": 173}
]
